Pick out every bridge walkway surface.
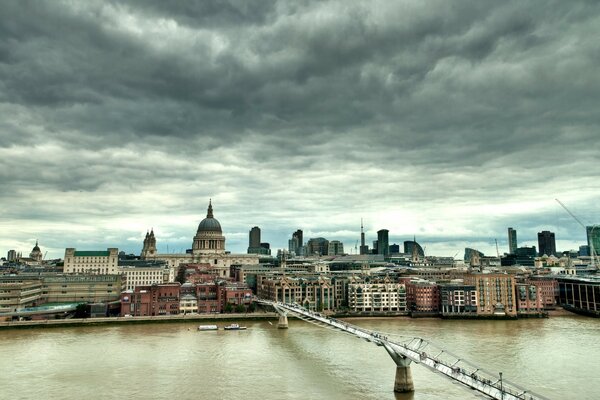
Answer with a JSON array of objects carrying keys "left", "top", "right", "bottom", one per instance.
[{"left": 258, "top": 299, "right": 550, "bottom": 400}]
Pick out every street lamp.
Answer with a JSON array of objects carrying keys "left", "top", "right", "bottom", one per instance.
[{"left": 499, "top": 372, "right": 503, "bottom": 399}]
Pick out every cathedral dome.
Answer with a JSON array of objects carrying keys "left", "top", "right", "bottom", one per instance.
[{"left": 196, "top": 200, "right": 222, "bottom": 233}]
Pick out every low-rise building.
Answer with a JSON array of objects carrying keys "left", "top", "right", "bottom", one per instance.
[
  {"left": 120, "top": 283, "right": 181, "bottom": 317},
  {"left": 347, "top": 277, "right": 406, "bottom": 313},
  {"left": 180, "top": 294, "right": 198, "bottom": 314},
  {"left": 439, "top": 284, "right": 477, "bottom": 315},
  {"left": 464, "top": 273, "right": 517, "bottom": 317},
  {"left": 528, "top": 277, "right": 558, "bottom": 308},
  {"left": 405, "top": 279, "right": 440, "bottom": 314},
  {"left": 258, "top": 276, "right": 334, "bottom": 311},
  {"left": 41, "top": 274, "right": 125, "bottom": 303},
  {"left": 515, "top": 283, "right": 544, "bottom": 315},
  {"left": 0, "top": 279, "right": 42, "bottom": 313},
  {"left": 118, "top": 260, "right": 170, "bottom": 291}
]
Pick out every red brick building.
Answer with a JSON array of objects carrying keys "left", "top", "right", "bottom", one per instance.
[
  {"left": 515, "top": 283, "right": 544, "bottom": 315},
  {"left": 405, "top": 279, "right": 440, "bottom": 313},
  {"left": 120, "top": 283, "right": 181, "bottom": 316},
  {"left": 528, "top": 277, "right": 558, "bottom": 308}
]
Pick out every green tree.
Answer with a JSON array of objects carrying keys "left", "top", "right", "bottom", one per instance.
[
  {"left": 224, "top": 302, "right": 233, "bottom": 313},
  {"left": 235, "top": 304, "right": 246, "bottom": 313},
  {"left": 247, "top": 302, "right": 256, "bottom": 313}
]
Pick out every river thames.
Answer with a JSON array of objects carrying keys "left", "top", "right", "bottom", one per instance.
[{"left": 1, "top": 314, "right": 598, "bottom": 399}]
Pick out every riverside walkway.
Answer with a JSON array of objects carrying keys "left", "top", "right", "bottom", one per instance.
[{"left": 258, "top": 299, "right": 550, "bottom": 400}]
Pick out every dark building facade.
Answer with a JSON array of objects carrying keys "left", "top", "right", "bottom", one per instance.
[
  {"left": 377, "top": 229, "right": 389, "bottom": 257},
  {"left": 307, "top": 237, "right": 329, "bottom": 256},
  {"left": 558, "top": 276, "right": 600, "bottom": 317},
  {"left": 508, "top": 227, "right": 518, "bottom": 254},
  {"left": 537, "top": 231, "right": 556, "bottom": 256}
]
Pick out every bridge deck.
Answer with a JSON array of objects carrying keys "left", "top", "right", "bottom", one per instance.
[{"left": 259, "top": 300, "right": 550, "bottom": 400}]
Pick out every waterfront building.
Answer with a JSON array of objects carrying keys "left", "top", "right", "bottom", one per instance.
[
  {"left": 140, "top": 201, "right": 260, "bottom": 277},
  {"left": 41, "top": 274, "right": 125, "bottom": 303},
  {"left": 405, "top": 279, "right": 440, "bottom": 313},
  {"left": 377, "top": 229, "right": 389, "bottom": 257},
  {"left": 327, "top": 240, "right": 344, "bottom": 256},
  {"left": 195, "top": 282, "right": 220, "bottom": 313},
  {"left": 508, "top": 227, "right": 518, "bottom": 254},
  {"left": 117, "top": 260, "right": 170, "bottom": 291},
  {"left": 258, "top": 275, "right": 334, "bottom": 311},
  {"left": 222, "top": 281, "right": 253, "bottom": 309},
  {"left": 439, "top": 283, "right": 477, "bottom": 315},
  {"left": 528, "top": 277, "right": 558, "bottom": 308},
  {"left": 464, "top": 274, "right": 517, "bottom": 317},
  {"left": 0, "top": 278, "right": 42, "bottom": 313},
  {"left": 120, "top": 282, "right": 181, "bottom": 317},
  {"left": 306, "top": 237, "right": 329, "bottom": 257},
  {"left": 557, "top": 275, "right": 600, "bottom": 316},
  {"left": 180, "top": 294, "right": 198, "bottom": 314},
  {"left": 537, "top": 231, "right": 556, "bottom": 256},
  {"left": 515, "top": 283, "right": 544, "bottom": 315},
  {"left": 347, "top": 277, "right": 406, "bottom": 313},
  {"left": 64, "top": 248, "right": 119, "bottom": 274}
]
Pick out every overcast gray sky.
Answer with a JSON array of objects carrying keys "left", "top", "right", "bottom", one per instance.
[{"left": 1, "top": 0, "right": 599, "bottom": 259}]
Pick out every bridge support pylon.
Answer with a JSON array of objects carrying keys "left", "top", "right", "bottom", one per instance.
[
  {"left": 383, "top": 342, "right": 414, "bottom": 393},
  {"left": 272, "top": 304, "right": 289, "bottom": 329},
  {"left": 277, "top": 314, "right": 288, "bottom": 329}
]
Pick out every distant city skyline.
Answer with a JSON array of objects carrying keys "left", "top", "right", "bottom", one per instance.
[{"left": 1, "top": 1, "right": 598, "bottom": 259}]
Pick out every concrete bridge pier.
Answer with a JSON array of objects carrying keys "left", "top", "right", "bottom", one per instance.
[
  {"left": 383, "top": 343, "right": 414, "bottom": 393},
  {"left": 273, "top": 305, "right": 289, "bottom": 329},
  {"left": 277, "top": 314, "right": 289, "bottom": 329}
]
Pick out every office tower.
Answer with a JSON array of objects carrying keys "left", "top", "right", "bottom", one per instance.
[
  {"left": 586, "top": 225, "right": 600, "bottom": 262},
  {"left": 377, "top": 229, "right": 389, "bottom": 256},
  {"left": 327, "top": 240, "right": 344, "bottom": 256},
  {"left": 307, "top": 237, "right": 329, "bottom": 256},
  {"left": 404, "top": 240, "right": 424, "bottom": 257},
  {"left": 508, "top": 228, "right": 517, "bottom": 254},
  {"left": 537, "top": 231, "right": 556, "bottom": 256},
  {"left": 249, "top": 227, "right": 261, "bottom": 248},
  {"left": 248, "top": 226, "right": 269, "bottom": 255}
]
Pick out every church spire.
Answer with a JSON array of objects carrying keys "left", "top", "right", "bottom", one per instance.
[{"left": 207, "top": 199, "right": 214, "bottom": 218}]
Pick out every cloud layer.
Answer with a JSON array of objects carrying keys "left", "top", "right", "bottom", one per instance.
[{"left": 1, "top": 0, "right": 599, "bottom": 258}]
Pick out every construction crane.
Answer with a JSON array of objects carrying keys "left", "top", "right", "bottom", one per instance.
[
  {"left": 494, "top": 239, "right": 500, "bottom": 258},
  {"left": 555, "top": 198, "right": 597, "bottom": 270}
]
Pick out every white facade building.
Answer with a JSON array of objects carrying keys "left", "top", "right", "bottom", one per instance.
[
  {"left": 348, "top": 279, "right": 407, "bottom": 312},
  {"left": 118, "top": 265, "right": 171, "bottom": 291},
  {"left": 64, "top": 248, "right": 119, "bottom": 274}
]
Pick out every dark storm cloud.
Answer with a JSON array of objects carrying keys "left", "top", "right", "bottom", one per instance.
[{"left": 1, "top": 0, "right": 599, "bottom": 256}]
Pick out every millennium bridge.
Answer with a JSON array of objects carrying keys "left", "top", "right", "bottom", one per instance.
[{"left": 258, "top": 299, "right": 550, "bottom": 400}]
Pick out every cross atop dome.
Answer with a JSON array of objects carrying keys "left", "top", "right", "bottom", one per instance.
[{"left": 207, "top": 198, "right": 213, "bottom": 218}]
